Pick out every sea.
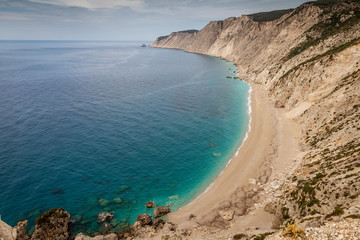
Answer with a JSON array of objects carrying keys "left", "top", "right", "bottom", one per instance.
[{"left": 0, "top": 41, "right": 250, "bottom": 235}]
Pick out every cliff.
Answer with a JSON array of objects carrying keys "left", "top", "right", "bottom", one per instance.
[{"left": 152, "top": 0, "right": 360, "bottom": 231}]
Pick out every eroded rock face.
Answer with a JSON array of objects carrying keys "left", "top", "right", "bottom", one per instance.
[
  {"left": 154, "top": 206, "right": 170, "bottom": 218},
  {"left": 75, "top": 233, "right": 118, "bottom": 240},
  {"left": 31, "top": 208, "right": 70, "bottom": 240},
  {"left": 218, "top": 209, "right": 235, "bottom": 221},
  {"left": 0, "top": 219, "right": 28, "bottom": 240},
  {"left": 136, "top": 213, "right": 152, "bottom": 226}
]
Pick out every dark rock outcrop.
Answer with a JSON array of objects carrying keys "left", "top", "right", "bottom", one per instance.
[
  {"left": 154, "top": 206, "right": 170, "bottom": 218},
  {"left": 136, "top": 213, "right": 152, "bottom": 226},
  {"left": 97, "top": 212, "right": 114, "bottom": 224},
  {"left": 31, "top": 208, "right": 70, "bottom": 240},
  {"left": 145, "top": 201, "right": 155, "bottom": 208}
]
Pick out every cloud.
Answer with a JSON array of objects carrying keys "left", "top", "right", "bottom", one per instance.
[
  {"left": 0, "top": 12, "right": 30, "bottom": 20},
  {"left": 28, "top": 0, "right": 145, "bottom": 10}
]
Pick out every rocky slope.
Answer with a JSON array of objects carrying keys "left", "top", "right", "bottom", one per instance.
[{"left": 151, "top": 0, "right": 360, "bottom": 236}]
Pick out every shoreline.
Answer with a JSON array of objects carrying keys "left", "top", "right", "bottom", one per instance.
[
  {"left": 179, "top": 65, "right": 253, "bottom": 211},
  {"left": 167, "top": 72, "right": 300, "bottom": 235}
]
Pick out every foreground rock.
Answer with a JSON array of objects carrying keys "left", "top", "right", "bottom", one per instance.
[
  {"left": 31, "top": 208, "right": 70, "bottom": 240},
  {"left": 97, "top": 212, "right": 114, "bottom": 224},
  {"left": 75, "top": 233, "right": 118, "bottom": 240},
  {"left": 0, "top": 219, "right": 28, "bottom": 240},
  {"left": 154, "top": 206, "right": 170, "bottom": 218},
  {"left": 136, "top": 213, "right": 152, "bottom": 226}
]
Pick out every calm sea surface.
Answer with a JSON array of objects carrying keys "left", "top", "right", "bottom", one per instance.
[{"left": 0, "top": 41, "right": 249, "bottom": 234}]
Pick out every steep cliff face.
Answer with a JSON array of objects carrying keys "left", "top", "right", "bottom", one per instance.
[{"left": 151, "top": 0, "right": 360, "bottom": 224}]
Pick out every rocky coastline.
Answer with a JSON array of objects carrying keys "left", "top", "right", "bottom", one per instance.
[{"left": 1, "top": 0, "right": 360, "bottom": 239}]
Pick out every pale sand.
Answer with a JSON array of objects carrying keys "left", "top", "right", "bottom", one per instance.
[{"left": 167, "top": 82, "right": 300, "bottom": 236}]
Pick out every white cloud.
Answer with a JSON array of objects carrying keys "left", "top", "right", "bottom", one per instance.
[{"left": 28, "top": 0, "right": 145, "bottom": 10}]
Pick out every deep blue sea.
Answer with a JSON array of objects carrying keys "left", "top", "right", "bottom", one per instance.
[{"left": 0, "top": 41, "right": 249, "bottom": 235}]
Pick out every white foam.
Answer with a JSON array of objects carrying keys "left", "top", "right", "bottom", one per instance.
[{"left": 180, "top": 65, "right": 253, "bottom": 209}]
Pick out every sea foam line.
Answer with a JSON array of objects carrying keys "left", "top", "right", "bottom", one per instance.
[{"left": 180, "top": 66, "right": 253, "bottom": 208}]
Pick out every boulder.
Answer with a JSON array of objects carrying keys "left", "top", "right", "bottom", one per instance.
[
  {"left": 153, "top": 218, "right": 165, "bottom": 228},
  {"left": 0, "top": 219, "right": 28, "bottom": 240},
  {"left": 136, "top": 213, "right": 152, "bottom": 226},
  {"left": 31, "top": 208, "right": 70, "bottom": 240},
  {"left": 145, "top": 201, "right": 155, "bottom": 208},
  {"left": 154, "top": 206, "right": 170, "bottom": 217},
  {"left": 97, "top": 212, "right": 114, "bottom": 224}
]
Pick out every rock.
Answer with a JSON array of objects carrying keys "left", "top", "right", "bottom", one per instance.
[
  {"left": 99, "top": 223, "right": 112, "bottom": 233},
  {"left": 212, "top": 152, "right": 222, "bottom": 157},
  {"left": 248, "top": 178, "right": 257, "bottom": 185},
  {"left": 145, "top": 201, "right": 155, "bottom": 208},
  {"left": 97, "top": 212, "right": 114, "bottom": 224},
  {"left": 168, "top": 195, "right": 180, "bottom": 200},
  {"left": 52, "top": 188, "right": 65, "bottom": 195},
  {"left": 153, "top": 218, "right": 165, "bottom": 228},
  {"left": 166, "top": 202, "right": 173, "bottom": 207},
  {"left": 0, "top": 219, "right": 28, "bottom": 240},
  {"left": 98, "top": 198, "right": 110, "bottom": 207},
  {"left": 141, "top": 44, "right": 146, "bottom": 47},
  {"left": 31, "top": 208, "right": 70, "bottom": 240},
  {"left": 164, "top": 222, "right": 176, "bottom": 231},
  {"left": 136, "top": 213, "right": 152, "bottom": 226},
  {"left": 114, "top": 185, "right": 130, "bottom": 194},
  {"left": 188, "top": 214, "right": 196, "bottom": 220},
  {"left": 154, "top": 206, "right": 171, "bottom": 217},
  {"left": 218, "top": 209, "right": 235, "bottom": 221},
  {"left": 75, "top": 233, "right": 118, "bottom": 240}
]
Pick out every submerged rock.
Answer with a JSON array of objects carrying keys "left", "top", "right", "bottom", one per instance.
[
  {"left": 99, "top": 198, "right": 110, "bottom": 207},
  {"left": 52, "top": 188, "right": 65, "bottom": 195},
  {"left": 113, "top": 197, "right": 122, "bottom": 203},
  {"left": 136, "top": 213, "right": 152, "bottom": 226},
  {"left": 114, "top": 185, "right": 130, "bottom": 194},
  {"left": 212, "top": 152, "right": 222, "bottom": 157},
  {"left": 97, "top": 212, "right": 114, "bottom": 224},
  {"left": 154, "top": 206, "right": 171, "bottom": 217},
  {"left": 168, "top": 195, "right": 180, "bottom": 200},
  {"left": 99, "top": 223, "right": 112, "bottom": 233},
  {"left": 145, "top": 201, "right": 155, "bottom": 208},
  {"left": 31, "top": 208, "right": 70, "bottom": 240}
]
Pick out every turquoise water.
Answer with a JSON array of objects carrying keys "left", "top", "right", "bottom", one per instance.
[{"left": 0, "top": 41, "right": 249, "bottom": 235}]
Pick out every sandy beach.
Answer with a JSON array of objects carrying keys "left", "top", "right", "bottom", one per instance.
[{"left": 168, "top": 81, "right": 300, "bottom": 236}]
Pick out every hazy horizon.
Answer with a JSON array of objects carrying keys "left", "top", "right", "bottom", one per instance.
[{"left": 1, "top": 0, "right": 310, "bottom": 41}]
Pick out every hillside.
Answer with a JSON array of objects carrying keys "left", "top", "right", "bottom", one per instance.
[{"left": 151, "top": 0, "right": 360, "bottom": 238}]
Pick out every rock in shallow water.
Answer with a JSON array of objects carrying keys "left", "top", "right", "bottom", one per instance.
[
  {"left": 97, "top": 212, "right": 114, "bottom": 224},
  {"left": 154, "top": 206, "right": 170, "bottom": 217},
  {"left": 145, "top": 201, "right": 155, "bottom": 208},
  {"left": 136, "top": 213, "right": 152, "bottom": 226}
]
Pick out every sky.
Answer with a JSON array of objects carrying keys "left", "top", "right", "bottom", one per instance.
[{"left": 0, "top": 0, "right": 310, "bottom": 41}]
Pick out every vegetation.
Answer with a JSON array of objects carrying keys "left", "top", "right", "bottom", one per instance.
[
  {"left": 284, "top": 6, "right": 360, "bottom": 60},
  {"left": 281, "top": 222, "right": 306, "bottom": 240},
  {"left": 249, "top": 9, "right": 294, "bottom": 22},
  {"left": 36, "top": 208, "right": 68, "bottom": 225}
]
